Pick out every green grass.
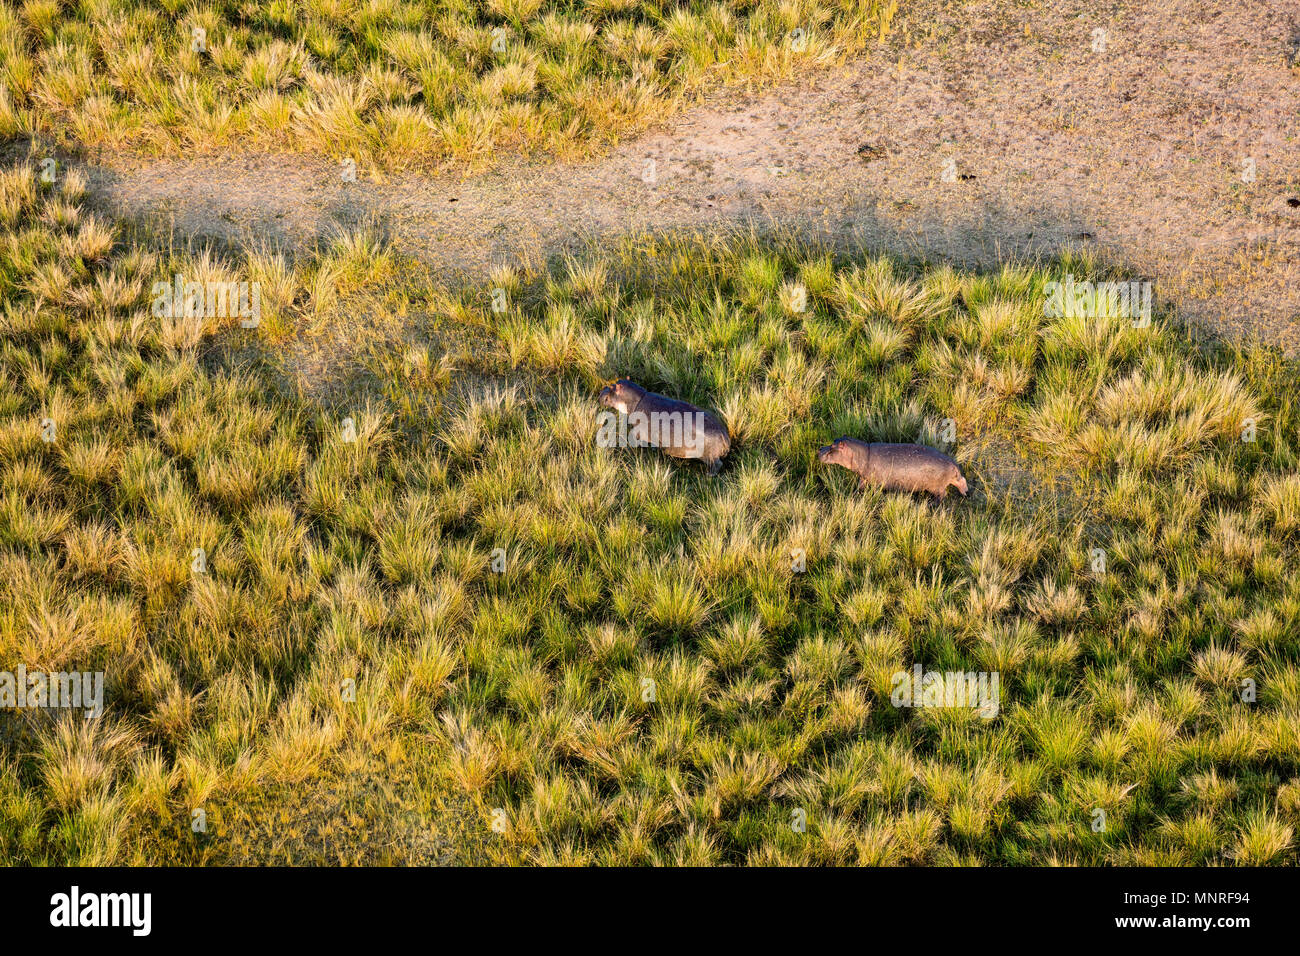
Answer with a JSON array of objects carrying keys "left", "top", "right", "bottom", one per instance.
[
  {"left": 0, "top": 0, "right": 896, "bottom": 171},
  {"left": 1, "top": 156, "right": 1298, "bottom": 866}
]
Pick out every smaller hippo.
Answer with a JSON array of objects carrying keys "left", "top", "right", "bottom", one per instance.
[
  {"left": 817, "top": 438, "right": 968, "bottom": 499},
  {"left": 599, "top": 379, "right": 731, "bottom": 475}
]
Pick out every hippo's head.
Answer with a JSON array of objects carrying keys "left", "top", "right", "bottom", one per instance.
[
  {"left": 599, "top": 379, "right": 643, "bottom": 414},
  {"left": 817, "top": 438, "right": 853, "bottom": 467}
]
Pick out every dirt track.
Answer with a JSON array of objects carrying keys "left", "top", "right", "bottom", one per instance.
[{"left": 86, "top": 0, "right": 1300, "bottom": 350}]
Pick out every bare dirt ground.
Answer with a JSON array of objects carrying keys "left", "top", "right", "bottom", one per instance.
[{"left": 86, "top": 0, "right": 1300, "bottom": 359}]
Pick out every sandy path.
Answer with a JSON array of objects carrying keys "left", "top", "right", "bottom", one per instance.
[{"left": 86, "top": 0, "right": 1300, "bottom": 350}]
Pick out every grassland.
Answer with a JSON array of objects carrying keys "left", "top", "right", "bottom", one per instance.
[
  {"left": 1, "top": 154, "right": 1298, "bottom": 866},
  {"left": 0, "top": 0, "right": 896, "bottom": 171}
]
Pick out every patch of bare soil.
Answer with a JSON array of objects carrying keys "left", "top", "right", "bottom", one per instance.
[{"left": 84, "top": 0, "right": 1300, "bottom": 372}]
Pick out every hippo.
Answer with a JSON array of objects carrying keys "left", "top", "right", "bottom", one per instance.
[
  {"left": 817, "top": 437, "right": 968, "bottom": 499},
  {"left": 599, "top": 379, "right": 731, "bottom": 475}
]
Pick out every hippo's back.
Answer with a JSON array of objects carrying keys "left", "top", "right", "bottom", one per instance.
[
  {"left": 637, "top": 389, "right": 706, "bottom": 418},
  {"left": 869, "top": 442, "right": 958, "bottom": 469}
]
